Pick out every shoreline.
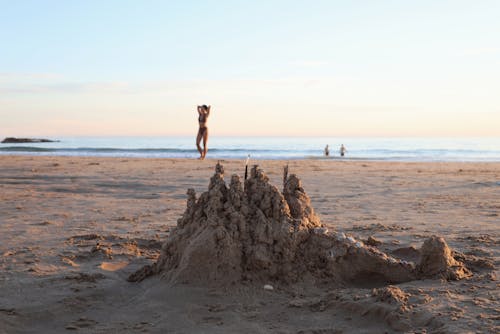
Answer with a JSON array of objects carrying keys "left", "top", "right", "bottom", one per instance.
[
  {"left": 1, "top": 155, "right": 498, "bottom": 333},
  {"left": 2, "top": 153, "right": 500, "bottom": 163}
]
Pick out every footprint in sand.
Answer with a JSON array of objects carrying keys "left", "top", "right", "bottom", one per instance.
[
  {"left": 201, "top": 316, "right": 224, "bottom": 326},
  {"left": 65, "top": 317, "right": 98, "bottom": 330},
  {"left": 0, "top": 308, "right": 17, "bottom": 316},
  {"left": 64, "top": 272, "right": 105, "bottom": 283}
]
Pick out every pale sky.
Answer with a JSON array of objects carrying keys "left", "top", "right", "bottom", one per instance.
[{"left": 1, "top": 0, "right": 499, "bottom": 137}]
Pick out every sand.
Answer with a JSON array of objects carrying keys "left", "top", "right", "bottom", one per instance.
[{"left": 0, "top": 155, "right": 498, "bottom": 333}]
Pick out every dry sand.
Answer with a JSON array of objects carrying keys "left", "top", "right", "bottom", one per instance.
[{"left": 0, "top": 156, "right": 498, "bottom": 333}]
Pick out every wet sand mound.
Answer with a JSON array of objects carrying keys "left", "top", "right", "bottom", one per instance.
[{"left": 129, "top": 164, "right": 471, "bottom": 286}]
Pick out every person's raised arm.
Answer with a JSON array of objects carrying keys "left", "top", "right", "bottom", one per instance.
[{"left": 207, "top": 105, "right": 211, "bottom": 116}]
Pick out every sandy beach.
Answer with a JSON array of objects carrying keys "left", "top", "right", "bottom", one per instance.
[{"left": 0, "top": 155, "right": 498, "bottom": 333}]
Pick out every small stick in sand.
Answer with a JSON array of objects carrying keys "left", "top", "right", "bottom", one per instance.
[
  {"left": 283, "top": 164, "right": 289, "bottom": 188},
  {"left": 244, "top": 155, "right": 250, "bottom": 181}
]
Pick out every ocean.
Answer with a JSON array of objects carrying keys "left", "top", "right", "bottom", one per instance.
[{"left": 1, "top": 137, "right": 500, "bottom": 162}]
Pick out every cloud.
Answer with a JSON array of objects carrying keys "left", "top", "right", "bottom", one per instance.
[
  {"left": 0, "top": 72, "right": 134, "bottom": 95},
  {"left": 0, "top": 81, "right": 132, "bottom": 95},
  {"left": 0, "top": 76, "right": 331, "bottom": 96},
  {"left": 0, "top": 72, "right": 62, "bottom": 82}
]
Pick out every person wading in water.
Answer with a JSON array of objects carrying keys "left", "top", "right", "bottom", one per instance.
[{"left": 196, "top": 105, "right": 211, "bottom": 159}]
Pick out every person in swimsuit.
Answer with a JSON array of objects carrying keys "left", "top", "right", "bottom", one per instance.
[
  {"left": 196, "top": 105, "right": 211, "bottom": 159},
  {"left": 340, "top": 144, "right": 347, "bottom": 157}
]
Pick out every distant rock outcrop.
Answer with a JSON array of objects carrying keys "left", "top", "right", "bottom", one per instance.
[
  {"left": 129, "top": 163, "right": 471, "bottom": 287},
  {"left": 1, "top": 137, "right": 59, "bottom": 143}
]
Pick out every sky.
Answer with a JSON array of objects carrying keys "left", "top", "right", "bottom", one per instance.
[{"left": 1, "top": 0, "right": 499, "bottom": 137}]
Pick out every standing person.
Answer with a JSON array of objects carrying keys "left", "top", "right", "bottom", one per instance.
[
  {"left": 196, "top": 105, "right": 211, "bottom": 159},
  {"left": 340, "top": 144, "right": 347, "bottom": 157},
  {"left": 324, "top": 144, "right": 330, "bottom": 157}
]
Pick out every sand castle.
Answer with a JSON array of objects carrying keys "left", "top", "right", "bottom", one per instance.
[{"left": 129, "top": 163, "right": 471, "bottom": 286}]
